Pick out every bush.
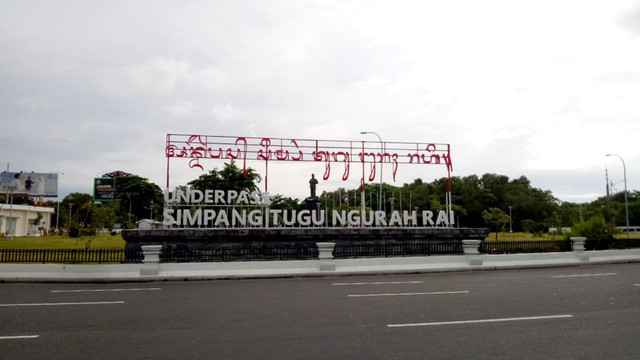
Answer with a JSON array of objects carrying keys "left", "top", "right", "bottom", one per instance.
[
  {"left": 79, "top": 228, "right": 97, "bottom": 237},
  {"left": 569, "top": 216, "right": 619, "bottom": 249},
  {"left": 571, "top": 216, "right": 617, "bottom": 240}
]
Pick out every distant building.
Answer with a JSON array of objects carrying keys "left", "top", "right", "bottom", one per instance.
[
  {"left": 548, "top": 227, "right": 572, "bottom": 233},
  {"left": 616, "top": 226, "right": 640, "bottom": 234},
  {"left": 136, "top": 219, "right": 163, "bottom": 230},
  {"left": 0, "top": 204, "right": 54, "bottom": 237}
]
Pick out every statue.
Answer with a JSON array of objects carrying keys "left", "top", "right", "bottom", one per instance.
[{"left": 309, "top": 174, "right": 318, "bottom": 198}]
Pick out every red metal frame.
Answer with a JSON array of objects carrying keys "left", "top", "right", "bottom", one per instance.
[{"left": 165, "top": 134, "right": 452, "bottom": 191}]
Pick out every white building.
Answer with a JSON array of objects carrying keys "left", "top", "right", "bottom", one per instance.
[
  {"left": 0, "top": 203, "right": 54, "bottom": 237},
  {"left": 135, "top": 219, "right": 163, "bottom": 230}
]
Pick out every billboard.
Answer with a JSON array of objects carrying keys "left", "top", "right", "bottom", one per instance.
[
  {"left": 94, "top": 177, "right": 116, "bottom": 202},
  {"left": 0, "top": 172, "right": 59, "bottom": 197}
]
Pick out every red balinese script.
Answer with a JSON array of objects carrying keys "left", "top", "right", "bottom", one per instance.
[{"left": 166, "top": 134, "right": 452, "bottom": 187}]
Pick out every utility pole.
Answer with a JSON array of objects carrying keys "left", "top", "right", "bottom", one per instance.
[
  {"left": 606, "top": 154, "right": 630, "bottom": 239},
  {"left": 605, "top": 167, "right": 611, "bottom": 210}
]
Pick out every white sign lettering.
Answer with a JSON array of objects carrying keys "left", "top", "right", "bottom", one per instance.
[{"left": 163, "top": 188, "right": 453, "bottom": 228}]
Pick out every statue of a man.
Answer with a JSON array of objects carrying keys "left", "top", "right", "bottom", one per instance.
[{"left": 309, "top": 174, "right": 318, "bottom": 198}]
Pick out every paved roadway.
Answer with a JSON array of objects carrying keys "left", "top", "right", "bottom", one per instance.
[{"left": 1, "top": 263, "right": 639, "bottom": 360}]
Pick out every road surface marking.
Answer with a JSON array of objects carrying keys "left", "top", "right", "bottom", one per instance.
[
  {"left": 388, "top": 314, "right": 574, "bottom": 328},
  {"left": 0, "top": 335, "right": 40, "bottom": 340},
  {"left": 551, "top": 273, "right": 617, "bottom": 278},
  {"left": 333, "top": 281, "right": 423, "bottom": 286},
  {"left": 0, "top": 301, "right": 125, "bottom": 307},
  {"left": 349, "top": 291, "right": 469, "bottom": 297},
  {"left": 51, "top": 288, "right": 161, "bottom": 293}
]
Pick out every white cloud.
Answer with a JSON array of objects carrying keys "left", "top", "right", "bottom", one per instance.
[
  {"left": 1, "top": 0, "right": 640, "bottom": 204},
  {"left": 187, "top": 66, "right": 228, "bottom": 91},
  {"left": 97, "top": 58, "right": 190, "bottom": 98},
  {"left": 211, "top": 103, "right": 235, "bottom": 121},
  {"left": 165, "top": 100, "right": 196, "bottom": 118}
]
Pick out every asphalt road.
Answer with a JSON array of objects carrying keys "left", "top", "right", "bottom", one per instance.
[{"left": 1, "top": 263, "right": 639, "bottom": 360}]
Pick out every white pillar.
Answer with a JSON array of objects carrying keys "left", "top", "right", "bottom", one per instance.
[
  {"left": 317, "top": 242, "right": 336, "bottom": 271},
  {"left": 570, "top": 237, "right": 589, "bottom": 262},
  {"left": 140, "top": 245, "right": 162, "bottom": 276},
  {"left": 462, "top": 239, "right": 482, "bottom": 266}
]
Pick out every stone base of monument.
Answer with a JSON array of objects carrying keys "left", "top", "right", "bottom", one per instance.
[{"left": 122, "top": 227, "right": 489, "bottom": 262}]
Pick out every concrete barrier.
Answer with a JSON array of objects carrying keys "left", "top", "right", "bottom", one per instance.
[{"left": 1, "top": 246, "right": 639, "bottom": 282}]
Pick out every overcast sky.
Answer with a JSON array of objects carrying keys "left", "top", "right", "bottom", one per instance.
[{"left": 1, "top": 0, "right": 639, "bottom": 204}]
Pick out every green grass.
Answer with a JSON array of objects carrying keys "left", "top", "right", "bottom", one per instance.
[
  {"left": 486, "top": 232, "right": 557, "bottom": 241},
  {"left": 0, "top": 234, "right": 126, "bottom": 250},
  {"left": 486, "top": 231, "right": 640, "bottom": 242}
]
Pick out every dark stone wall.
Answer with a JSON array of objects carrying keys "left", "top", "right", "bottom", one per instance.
[{"left": 122, "top": 227, "right": 489, "bottom": 251}]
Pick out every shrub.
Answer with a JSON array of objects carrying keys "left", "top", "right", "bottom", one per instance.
[
  {"left": 569, "top": 216, "right": 619, "bottom": 249},
  {"left": 571, "top": 216, "right": 617, "bottom": 240}
]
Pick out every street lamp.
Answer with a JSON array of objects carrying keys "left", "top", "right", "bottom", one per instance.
[
  {"left": 606, "top": 154, "right": 629, "bottom": 239},
  {"left": 360, "top": 131, "right": 383, "bottom": 212}
]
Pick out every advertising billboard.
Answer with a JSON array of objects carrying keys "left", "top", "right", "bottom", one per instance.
[
  {"left": 94, "top": 177, "right": 116, "bottom": 202},
  {"left": 0, "top": 172, "right": 59, "bottom": 197}
]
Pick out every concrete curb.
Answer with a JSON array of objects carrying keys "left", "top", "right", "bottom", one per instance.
[{"left": 1, "top": 249, "right": 639, "bottom": 282}]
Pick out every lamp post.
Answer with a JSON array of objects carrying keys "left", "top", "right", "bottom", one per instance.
[
  {"left": 606, "top": 154, "right": 629, "bottom": 239},
  {"left": 360, "top": 131, "right": 383, "bottom": 212},
  {"left": 509, "top": 206, "right": 513, "bottom": 233}
]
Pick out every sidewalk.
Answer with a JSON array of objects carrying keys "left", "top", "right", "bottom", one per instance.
[{"left": 1, "top": 249, "right": 639, "bottom": 282}]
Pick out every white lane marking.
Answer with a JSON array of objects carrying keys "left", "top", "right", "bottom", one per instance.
[
  {"left": 551, "top": 273, "right": 617, "bottom": 278},
  {"left": 333, "top": 281, "right": 423, "bottom": 286},
  {"left": 0, "top": 301, "right": 125, "bottom": 307},
  {"left": 0, "top": 335, "right": 40, "bottom": 340},
  {"left": 388, "top": 315, "right": 574, "bottom": 328},
  {"left": 51, "top": 288, "right": 161, "bottom": 293},
  {"left": 349, "top": 291, "right": 469, "bottom": 297}
]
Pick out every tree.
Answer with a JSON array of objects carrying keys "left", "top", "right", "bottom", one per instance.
[
  {"left": 101, "top": 171, "right": 163, "bottom": 227},
  {"left": 112, "top": 175, "right": 163, "bottom": 226},
  {"left": 482, "top": 207, "right": 511, "bottom": 240},
  {"left": 83, "top": 203, "right": 118, "bottom": 249},
  {"left": 61, "top": 193, "right": 94, "bottom": 227},
  {"left": 188, "top": 160, "right": 261, "bottom": 193},
  {"left": 102, "top": 170, "right": 133, "bottom": 178},
  {"left": 269, "top": 195, "right": 304, "bottom": 211}
]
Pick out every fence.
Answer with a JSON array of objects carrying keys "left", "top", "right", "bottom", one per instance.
[
  {"left": 333, "top": 241, "right": 462, "bottom": 258},
  {"left": 160, "top": 244, "right": 319, "bottom": 262},
  {"left": 0, "top": 249, "right": 143, "bottom": 264},
  {"left": 482, "top": 240, "right": 571, "bottom": 254},
  {"left": 2, "top": 238, "right": 640, "bottom": 264},
  {"left": 585, "top": 238, "right": 640, "bottom": 250}
]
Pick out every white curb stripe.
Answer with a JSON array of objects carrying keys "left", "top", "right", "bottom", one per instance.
[
  {"left": 0, "top": 335, "right": 40, "bottom": 340},
  {"left": 333, "top": 281, "right": 423, "bottom": 286},
  {"left": 349, "top": 291, "right": 468, "bottom": 297},
  {"left": 388, "top": 314, "right": 574, "bottom": 327},
  {"left": 51, "top": 288, "right": 161, "bottom": 293},
  {"left": 551, "top": 273, "right": 617, "bottom": 278},
  {"left": 0, "top": 301, "right": 125, "bottom": 307}
]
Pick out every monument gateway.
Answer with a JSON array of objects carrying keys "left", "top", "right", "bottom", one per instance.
[{"left": 122, "top": 134, "right": 488, "bottom": 258}]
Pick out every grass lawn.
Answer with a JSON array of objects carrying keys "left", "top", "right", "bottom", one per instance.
[
  {"left": 0, "top": 234, "right": 126, "bottom": 250},
  {"left": 486, "top": 231, "right": 640, "bottom": 241},
  {"left": 487, "top": 232, "right": 558, "bottom": 241}
]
